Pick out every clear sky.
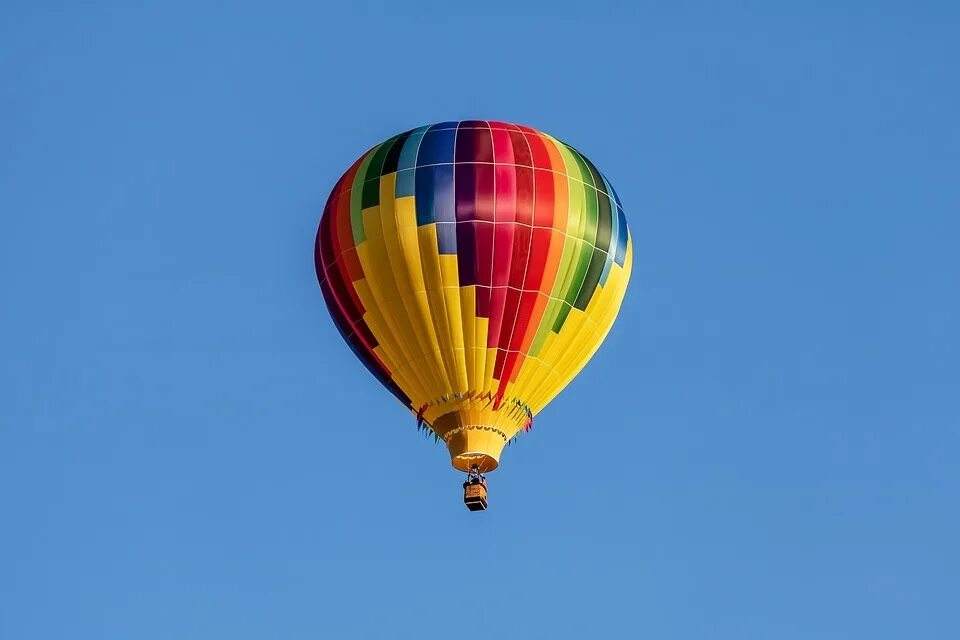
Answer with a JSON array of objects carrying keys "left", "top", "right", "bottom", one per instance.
[{"left": 2, "top": 1, "right": 957, "bottom": 638}]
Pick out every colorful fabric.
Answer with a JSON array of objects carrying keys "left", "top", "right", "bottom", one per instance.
[{"left": 315, "top": 121, "right": 632, "bottom": 444}]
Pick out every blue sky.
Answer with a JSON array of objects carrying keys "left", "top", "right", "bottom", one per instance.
[{"left": 2, "top": 1, "right": 957, "bottom": 638}]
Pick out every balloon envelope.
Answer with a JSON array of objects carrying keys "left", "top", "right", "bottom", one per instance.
[{"left": 316, "top": 121, "right": 632, "bottom": 471}]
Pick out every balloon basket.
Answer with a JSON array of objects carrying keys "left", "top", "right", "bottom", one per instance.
[
  {"left": 463, "top": 481, "right": 488, "bottom": 511},
  {"left": 463, "top": 465, "right": 488, "bottom": 511}
]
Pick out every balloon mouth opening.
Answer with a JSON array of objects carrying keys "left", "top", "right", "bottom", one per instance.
[
  {"left": 452, "top": 453, "right": 499, "bottom": 473},
  {"left": 435, "top": 413, "right": 510, "bottom": 473}
]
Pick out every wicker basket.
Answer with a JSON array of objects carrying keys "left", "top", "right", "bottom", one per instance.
[{"left": 463, "top": 482, "right": 488, "bottom": 511}]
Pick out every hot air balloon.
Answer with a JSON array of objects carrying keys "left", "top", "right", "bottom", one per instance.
[{"left": 315, "top": 120, "right": 632, "bottom": 510}]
